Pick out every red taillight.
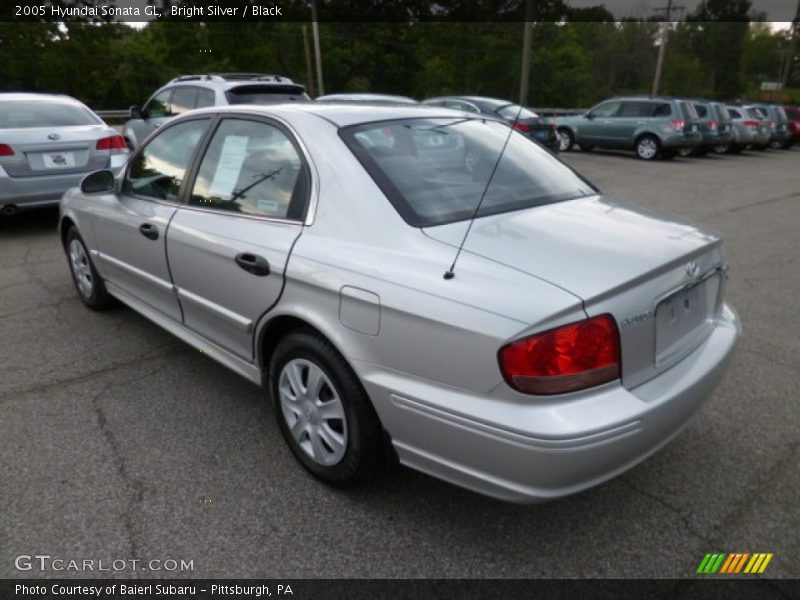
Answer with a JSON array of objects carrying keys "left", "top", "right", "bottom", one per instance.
[
  {"left": 708, "top": 120, "right": 718, "bottom": 131},
  {"left": 513, "top": 122, "right": 532, "bottom": 133},
  {"left": 744, "top": 120, "right": 760, "bottom": 129},
  {"left": 0, "top": 144, "right": 13, "bottom": 156},
  {"left": 498, "top": 314, "right": 621, "bottom": 395},
  {"left": 96, "top": 135, "right": 127, "bottom": 152},
  {"left": 670, "top": 118, "right": 685, "bottom": 132}
]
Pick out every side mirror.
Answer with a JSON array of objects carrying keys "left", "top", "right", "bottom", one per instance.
[
  {"left": 129, "top": 105, "right": 143, "bottom": 119},
  {"left": 585, "top": 112, "right": 595, "bottom": 120},
  {"left": 81, "top": 170, "right": 116, "bottom": 195}
]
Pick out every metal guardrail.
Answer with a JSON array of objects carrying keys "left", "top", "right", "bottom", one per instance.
[{"left": 96, "top": 110, "right": 131, "bottom": 120}]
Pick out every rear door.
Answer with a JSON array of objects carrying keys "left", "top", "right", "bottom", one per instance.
[
  {"left": 580, "top": 101, "right": 621, "bottom": 146},
  {"left": 166, "top": 116, "right": 310, "bottom": 360},
  {"left": 93, "top": 117, "right": 213, "bottom": 321},
  {"left": 613, "top": 101, "right": 650, "bottom": 147}
]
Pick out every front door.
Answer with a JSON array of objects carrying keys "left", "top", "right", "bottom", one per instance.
[
  {"left": 93, "top": 117, "right": 213, "bottom": 321},
  {"left": 167, "top": 116, "right": 310, "bottom": 360}
]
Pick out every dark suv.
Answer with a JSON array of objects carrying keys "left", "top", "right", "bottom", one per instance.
[
  {"left": 123, "top": 73, "right": 309, "bottom": 149},
  {"left": 556, "top": 97, "right": 702, "bottom": 160}
]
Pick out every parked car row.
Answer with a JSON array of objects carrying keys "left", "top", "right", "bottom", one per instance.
[{"left": 554, "top": 96, "right": 799, "bottom": 160}]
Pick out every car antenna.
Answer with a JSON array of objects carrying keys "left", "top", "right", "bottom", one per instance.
[{"left": 443, "top": 102, "right": 526, "bottom": 280}]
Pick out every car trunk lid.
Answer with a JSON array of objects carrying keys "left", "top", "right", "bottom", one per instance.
[
  {"left": 423, "top": 195, "right": 726, "bottom": 389},
  {"left": 0, "top": 125, "right": 112, "bottom": 177}
]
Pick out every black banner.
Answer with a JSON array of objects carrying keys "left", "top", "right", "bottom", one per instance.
[{"left": 3, "top": 579, "right": 800, "bottom": 600}]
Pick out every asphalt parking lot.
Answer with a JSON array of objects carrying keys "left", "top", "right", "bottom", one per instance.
[{"left": 1, "top": 147, "right": 798, "bottom": 581}]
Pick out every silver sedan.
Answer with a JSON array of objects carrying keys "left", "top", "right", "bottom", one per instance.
[
  {"left": 59, "top": 104, "right": 740, "bottom": 502},
  {"left": 0, "top": 93, "right": 129, "bottom": 215}
]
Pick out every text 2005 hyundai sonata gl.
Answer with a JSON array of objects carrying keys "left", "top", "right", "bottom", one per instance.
[{"left": 60, "top": 104, "right": 740, "bottom": 502}]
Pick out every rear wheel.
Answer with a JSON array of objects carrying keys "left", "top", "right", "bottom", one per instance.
[
  {"left": 558, "top": 128, "right": 574, "bottom": 152},
  {"left": 713, "top": 143, "right": 730, "bottom": 154},
  {"left": 678, "top": 147, "right": 693, "bottom": 157},
  {"left": 769, "top": 140, "right": 783, "bottom": 150},
  {"left": 66, "top": 227, "right": 115, "bottom": 310},
  {"left": 269, "top": 330, "right": 384, "bottom": 487},
  {"left": 635, "top": 135, "right": 660, "bottom": 161}
]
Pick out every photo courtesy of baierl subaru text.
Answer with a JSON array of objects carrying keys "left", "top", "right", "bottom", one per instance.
[{"left": 1, "top": 0, "right": 799, "bottom": 598}]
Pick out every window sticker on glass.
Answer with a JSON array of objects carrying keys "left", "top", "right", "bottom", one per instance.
[{"left": 208, "top": 135, "right": 249, "bottom": 198}]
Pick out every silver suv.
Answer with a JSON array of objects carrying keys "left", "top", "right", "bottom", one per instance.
[{"left": 123, "top": 73, "right": 309, "bottom": 149}]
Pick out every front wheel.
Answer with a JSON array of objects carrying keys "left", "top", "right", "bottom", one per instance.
[
  {"left": 678, "top": 147, "right": 693, "bottom": 157},
  {"left": 66, "top": 227, "right": 115, "bottom": 310},
  {"left": 713, "top": 143, "right": 730, "bottom": 154},
  {"left": 635, "top": 135, "right": 661, "bottom": 161},
  {"left": 558, "top": 128, "right": 574, "bottom": 152},
  {"left": 269, "top": 330, "right": 384, "bottom": 487},
  {"left": 769, "top": 140, "right": 783, "bottom": 150}
]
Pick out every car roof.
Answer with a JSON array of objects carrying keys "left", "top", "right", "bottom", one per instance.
[
  {"left": 0, "top": 92, "right": 83, "bottom": 104},
  {"left": 187, "top": 102, "right": 476, "bottom": 128}
]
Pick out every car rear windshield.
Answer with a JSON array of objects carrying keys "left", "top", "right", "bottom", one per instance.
[
  {"left": 340, "top": 118, "right": 596, "bottom": 227},
  {"left": 225, "top": 84, "right": 309, "bottom": 104},
  {"left": 496, "top": 104, "right": 539, "bottom": 120},
  {"left": 0, "top": 101, "right": 100, "bottom": 128}
]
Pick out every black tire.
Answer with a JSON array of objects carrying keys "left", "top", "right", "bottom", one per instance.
[
  {"left": 557, "top": 128, "right": 574, "bottom": 152},
  {"left": 678, "top": 147, "right": 694, "bottom": 158},
  {"left": 728, "top": 144, "right": 744, "bottom": 154},
  {"left": 269, "top": 329, "right": 384, "bottom": 487},
  {"left": 578, "top": 143, "right": 594, "bottom": 152},
  {"left": 769, "top": 140, "right": 782, "bottom": 150},
  {"left": 635, "top": 134, "right": 661, "bottom": 161},
  {"left": 65, "top": 227, "right": 116, "bottom": 310}
]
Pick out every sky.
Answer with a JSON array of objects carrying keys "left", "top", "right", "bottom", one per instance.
[{"left": 565, "top": 0, "right": 798, "bottom": 21}]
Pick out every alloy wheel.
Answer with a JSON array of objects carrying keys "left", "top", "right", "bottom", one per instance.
[
  {"left": 69, "top": 239, "right": 94, "bottom": 298},
  {"left": 637, "top": 137, "right": 658, "bottom": 160}
]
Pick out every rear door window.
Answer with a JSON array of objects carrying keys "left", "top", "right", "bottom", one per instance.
[
  {"left": 188, "top": 118, "right": 309, "bottom": 220},
  {"left": 617, "top": 102, "right": 650, "bottom": 117},
  {"left": 195, "top": 88, "right": 216, "bottom": 109},
  {"left": 171, "top": 87, "right": 198, "bottom": 115},
  {"left": 728, "top": 108, "right": 742, "bottom": 118},
  {"left": 693, "top": 104, "right": 708, "bottom": 118}
]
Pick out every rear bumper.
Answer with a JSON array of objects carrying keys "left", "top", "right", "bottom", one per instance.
[
  {"left": 359, "top": 304, "right": 740, "bottom": 502},
  {"left": 662, "top": 132, "right": 702, "bottom": 149},
  {"left": 0, "top": 156, "right": 125, "bottom": 209},
  {"left": 700, "top": 131, "right": 733, "bottom": 147}
]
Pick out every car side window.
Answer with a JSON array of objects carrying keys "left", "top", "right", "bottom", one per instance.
[
  {"left": 694, "top": 104, "right": 708, "bottom": 118},
  {"left": 617, "top": 102, "right": 650, "bottom": 117},
  {"left": 189, "top": 118, "right": 309, "bottom": 220},
  {"left": 652, "top": 103, "right": 672, "bottom": 117},
  {"left": 589, "top": 102, "right": 621, "bottom": 118},
  {"left": 144, "top": 89, "right": 173, "bottom": 118},
  {"left": 728, "top": 108, "right": 741, "bottom": 118},
  {"left": 171, "top": 87, "right": 198, "bottom": 115},
  {"left": 123, "top": 119, "right": 211, "bottom": 203},
  {"left": 195, "top": 88, "right": 215, "bottom": 109}
]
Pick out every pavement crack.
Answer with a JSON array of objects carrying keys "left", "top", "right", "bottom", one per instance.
[
  {"left": 0, "top": 345, "right": 188, "bottom": 403},
  {"left": 699, "top": 191, "right": 800, "bottom": 222},
  {"left": 618, "top": 478, "right": 713, "bottom": 546},
  {"left": 90, "top": 381, "right": 144, "bottom": 560}
]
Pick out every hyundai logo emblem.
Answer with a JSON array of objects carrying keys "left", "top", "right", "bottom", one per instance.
[
  {"left": 47, "top": 133, "right": 60, "bottom": 140},
  {"left": 685, "top": 261, "right": 700, "bottom": 278}
]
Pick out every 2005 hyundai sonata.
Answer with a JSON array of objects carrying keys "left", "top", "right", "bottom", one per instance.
[{"left": 60, "top": 104, "right": 740, "bottom": 502}]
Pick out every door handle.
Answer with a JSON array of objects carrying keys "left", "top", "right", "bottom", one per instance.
[
  {"left": 139, "top": 223, "right": 159, "bottom": 240},
  {"left": 235, "top": 253, "right": 271, "bottom": 277}
]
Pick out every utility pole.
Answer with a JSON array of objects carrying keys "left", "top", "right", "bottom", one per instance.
[
  {"left": 779, "top": 0, "right": 800, "bottom": 96},
  {"left": 310, "top": 0, "right": 325, "bottom": 97},
  {"left": 651, "top": 0, "right": 685, "bottom": 96},
  {"left": 519, "top": 0, "right": 533, "bottom": 106},
  {"left": 302, "top": 25, "right": 316, "bottom": 97}
]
